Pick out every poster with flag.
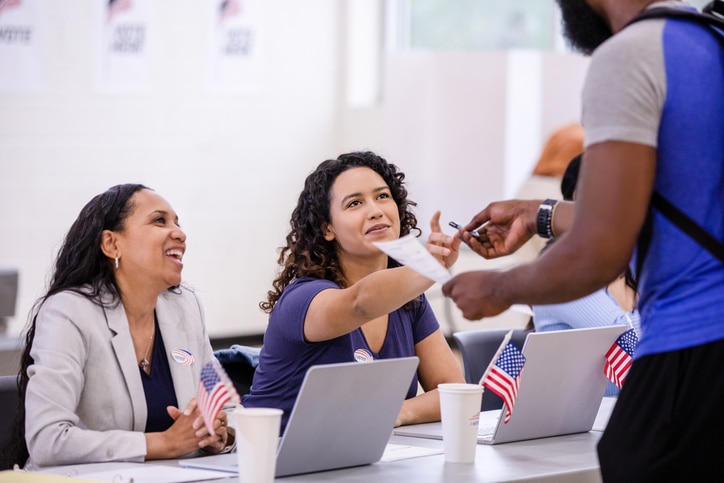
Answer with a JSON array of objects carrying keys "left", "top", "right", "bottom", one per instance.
[
  {"left": 94, "top": 0, "right": 154, "bottom": 92},
  {"left": 197, "top": 359, "right": 240, "bottom": 435},
  {"left": 207, "top": 0, "right": 266, "bottom": 93},
  {"left": 604, "top": 328, "right": 638, "bottom": 389},
  {"left": 480, "top": 335, "right": 526, "bottom": 424},
  {"left": 0, "top": 0, "right": 23, "bottom": 15},
  {"left": 0, "top": 0, "right": 47, "bottom": 93}
]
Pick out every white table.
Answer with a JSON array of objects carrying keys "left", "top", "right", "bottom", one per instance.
[
  {"left": 278, "top": 431, "right": 603, "bottom": 482},
  {"left": 32, "top": 398, "right": 617, "bottom": 483}
]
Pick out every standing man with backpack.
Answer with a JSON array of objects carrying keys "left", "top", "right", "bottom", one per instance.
[{"left": 443, "top": 1, "right": 724, "bottom": 481}]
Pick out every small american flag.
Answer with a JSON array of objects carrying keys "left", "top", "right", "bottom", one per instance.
[
  {"left": 197, "top": 359, "right": 240, "bottom": 435},
  {"left": 107, "top": 0, "right": 132, "bottom": 23},
  {"left": 219, "top": 0, "right": 240, "bottom": 23},
  {"left": 481, "top": 342, "right": 526, "bottom": 423},
  {"left": 0, "top": 0, "right": 22, "bottom": 16},
  {"left": 604, "top": 328, "right": 638, "bottom": 389}
]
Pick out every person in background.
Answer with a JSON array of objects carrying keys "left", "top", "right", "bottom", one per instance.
[
  {"left": 442, "top": 0, "right": 724, "bottom": 480},
  {"left": 532, "top": 154, "right": 640, "bottom": 396},
  {"left": 531, "top": 123, "right": 585, "bottom": 177},
  {"left": 513, "top": 123, "right": 585, "bottom": 264},
  {"left": 243, "top": 151, "right": 465, "bottom": 432},
  {"left": 3, "top": 184, "right": 228, "bottom": 469}
]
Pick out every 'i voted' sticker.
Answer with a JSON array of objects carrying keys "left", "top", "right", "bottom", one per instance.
[
  {"left": 171, "top": 349, "right": 195, "bottom": 365},
  {"left": 354, "top": 348, "right": 374, "bottom": 363}
]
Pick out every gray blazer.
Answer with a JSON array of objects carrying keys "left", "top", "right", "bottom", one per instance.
[{"left": 25, "top": 286, "right": 214, "bottom": 467}]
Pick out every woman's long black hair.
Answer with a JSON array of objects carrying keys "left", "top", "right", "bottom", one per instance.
[{"left": 2, "top": 183, "right": 149, "bottom": 469}]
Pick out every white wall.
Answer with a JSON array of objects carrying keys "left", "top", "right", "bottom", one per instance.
[
  {"left": 0, "top": 0, "right": 347, "bottom": 337},
  {"left": 379, "top": 50, "right": 589, "bottom": 334},
  {"left": 0, "top": 1, "right": 590, "bottom": 339},
  {"left": 380, "top": 50, "right": 589, "bottom": 234}
]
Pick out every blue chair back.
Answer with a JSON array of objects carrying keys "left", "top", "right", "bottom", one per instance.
[{"left": 214, "top": 345, "right": 260, "bottom": 397}]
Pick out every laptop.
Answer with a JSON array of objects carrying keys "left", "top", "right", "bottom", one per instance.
[
  {"left": 181, "top": 356, "right": 419, "bottom": 476},
  {"left": 395, "top": 326, "right": 626, "bottom": 445}
]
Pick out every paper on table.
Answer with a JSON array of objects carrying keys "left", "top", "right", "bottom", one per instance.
[
  {"left": 373, "top": 234, "right": 451, "bottom": 284},
  {"left": 53, "top": 464, "right": 229, "bottom": 483},
  {"left": 380, "top": 443, "right": 444, "bottom": 462},
  {"left": 0, "top": 470, "right": 105, "bottom": 483}
]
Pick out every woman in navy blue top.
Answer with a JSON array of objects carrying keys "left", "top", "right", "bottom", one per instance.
[{"left": 244, "top": 151, "right": 465, "bottom": 431}]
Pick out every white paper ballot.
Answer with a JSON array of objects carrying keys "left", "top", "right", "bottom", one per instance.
[
  {"left": 373, "top": 234, "right": 451, "bottom": 284},
  {"left": 380, "top": 443, "right": 444, "bottom": 462},
  {"left": 373, "top": 235, "right": 534, "bottom": 318}
]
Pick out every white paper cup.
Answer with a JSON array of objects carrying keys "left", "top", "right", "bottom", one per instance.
[
  {"left": 438, "top": 383, "right": 483, "bottom": 463},
  {"left": 234, "top": 407, "right": 283, "bottom": 483}
]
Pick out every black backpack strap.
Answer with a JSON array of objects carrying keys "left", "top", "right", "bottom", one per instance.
[
  {"left": 634, "top": 205, "right": 653, "bottom": 290},
  {"left": 626, "top": 1, "right": 724, "bottom": 32},
  {"left": 705, "top": 0, "right": 724, "bottom": 18},
  {"left": 652, "top": 192, "right": 724, "bottom": 264},
  {"left": 636, "top": 192, "right": 724, "bottom": 281},
  {"left": 626, "top": 1, "right": 724, "bottom": 53}
]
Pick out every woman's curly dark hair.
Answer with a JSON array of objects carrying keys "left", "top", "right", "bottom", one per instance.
[{"left": 260, "top": 151, "right": 420, "bottom": 313}]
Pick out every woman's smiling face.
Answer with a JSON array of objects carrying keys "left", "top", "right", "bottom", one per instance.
[
  {"left": 112, "top": 189, "right": 187, "bottom": 292},
  {"left": 323, "top": 167, "right": 401, "bottom": 260}
]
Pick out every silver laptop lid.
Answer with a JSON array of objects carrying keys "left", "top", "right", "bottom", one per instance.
[
  {"left": 487, "top": 325, "right": 626, "bottom": 444},
  {"left": 275, "top": 356, "right": 419, "bottom": 477}
]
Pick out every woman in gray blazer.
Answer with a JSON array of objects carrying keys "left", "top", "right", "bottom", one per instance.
[{"left": 4, "top": 184, "right": 229, "bottom": 468}]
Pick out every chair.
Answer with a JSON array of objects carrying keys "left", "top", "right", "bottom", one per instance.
[
  {"left": 453, "top": 328, "right": 531, "bottom": 411},
  {"left": 214, "top": 345, "right": 260, "bottom": 397},
  {"left": 0, "top": 375, "right": 20, "bottom": 470}
]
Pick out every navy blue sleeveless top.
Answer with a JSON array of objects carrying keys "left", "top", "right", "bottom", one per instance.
[{"left": 141, "top": 316, "right": 178, "bottom": 432}]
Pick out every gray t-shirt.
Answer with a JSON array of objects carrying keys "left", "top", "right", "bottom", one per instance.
[{"left": 581, "top": 2, "right": 686, "bottom": 148}]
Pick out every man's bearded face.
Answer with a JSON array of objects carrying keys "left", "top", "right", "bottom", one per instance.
[{"left": 556, "top": 0, "right": 613, "bottom": 55}]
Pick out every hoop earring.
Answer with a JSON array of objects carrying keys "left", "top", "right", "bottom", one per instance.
[{"left": 114, "top": 257, "right": 119, "bottom": 270}]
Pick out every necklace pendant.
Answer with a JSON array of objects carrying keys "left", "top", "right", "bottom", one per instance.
[{"left": 140, "top": 358, "right": 150, "bottom": 372}]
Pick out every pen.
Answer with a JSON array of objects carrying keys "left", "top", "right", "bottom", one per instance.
[{"left": 448, "top": 221, "right": 481, "bottom": 238}]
